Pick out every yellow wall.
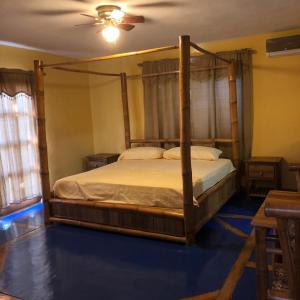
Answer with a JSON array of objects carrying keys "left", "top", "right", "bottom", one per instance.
[
  {"left": 1, "top": 28, "right": 300, "bottom": 189},
  {"left": 88, "top": 58, "right": 145, "bottom": 153},
  {"left": 0, "top": 45, "right": 94, "bottom": 186},
  {"left": 88, "top": 28, "right": 300, "bottom": 189},
  {"left": 88, "top": 51, "right": 179, "bottom": 153}
]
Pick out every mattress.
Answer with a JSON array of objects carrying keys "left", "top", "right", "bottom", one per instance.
[{"left": 53, "top": 159, "right": 235, "bottom": 209}]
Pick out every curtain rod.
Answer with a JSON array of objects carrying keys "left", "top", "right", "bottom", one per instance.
[
  {"left": 0, "top": 68, "right": 33, "bottom": 75},
  {"left": 137, "top": 48, "right": 255, "bottom": 67},
  {"left": 127, "top": 65, "right": 227, "bottom": 80}
]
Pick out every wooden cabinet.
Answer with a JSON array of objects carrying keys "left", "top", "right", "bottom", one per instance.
[
  {"left": 85, "top": 153, "right": 119, "bottom": 171},
  {"left": 245, "top": 157, "right": 282, "bottom": 198}
]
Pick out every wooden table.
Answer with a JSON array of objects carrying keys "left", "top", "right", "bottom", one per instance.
[{"left": 252, "top": 192, "right": 277, "bottom": 300}]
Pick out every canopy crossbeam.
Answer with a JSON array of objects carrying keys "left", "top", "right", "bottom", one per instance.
[
  {"left": 52, "top": 67, "right": 121, "bottom": 77},
  {"left": 42, "top": 45, "right": 179, "bottom": 68},
  {"left": 190, "top": 41, "right": 231, "bottom": 64}
]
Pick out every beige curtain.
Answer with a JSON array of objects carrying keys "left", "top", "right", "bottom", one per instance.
[
  {"left": 0, "top": 69, "right": 41, "bottom": 209},
  {"left": 143, "top": 59, "right": 179, "bottom": 139},
  {"left": 142, "top": 50, "right": 253, "bottom": 159},
  {"left": 215, "top": 50, "right": 253, "bottom": 159}
]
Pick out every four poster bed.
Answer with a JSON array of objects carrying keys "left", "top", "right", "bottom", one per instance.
[{"left": 34, "top": 35, "right": 240, "bottom": 244}]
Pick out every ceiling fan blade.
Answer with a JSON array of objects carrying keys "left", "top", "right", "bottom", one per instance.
[
  {"left": 131, "top": 1, "right": 180, "bottom": 8},
  {"left": 122, "top": 16, "right": 145, "bottom": 24},
  {"left": 32, "top": 9, "right": 82, "bottom": 16},
  {"left": 74, "top": 22, "right": 97, "bottom": 27},
  {"left": 117, "top": 24, "right": 135, "bottom": 31},
  {"left": 80, "top": 13, "right": 97, "bottom": 19}
]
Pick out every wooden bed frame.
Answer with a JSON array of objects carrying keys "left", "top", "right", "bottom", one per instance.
[{"left": 34, "top": 35, "right": 240, "bottom": 244}]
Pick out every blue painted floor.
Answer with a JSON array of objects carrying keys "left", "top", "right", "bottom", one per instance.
[{"left": 0, "top": 194, "right": 262, "bottom": 300}]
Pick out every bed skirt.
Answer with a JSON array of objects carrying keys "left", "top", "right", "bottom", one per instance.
[{"left": 48, "top": 171, "right": 237, "bottom": 243}]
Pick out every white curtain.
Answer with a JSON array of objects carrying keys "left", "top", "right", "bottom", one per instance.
[{"left": 0, "top": 92, "right": 41, "bottom": 208}]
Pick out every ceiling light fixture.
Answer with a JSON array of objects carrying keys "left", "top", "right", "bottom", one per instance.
[
  {"left": 76, "top": 5, "right": 144, "bottom": 44},
  {"left": 100, "top": 9, "right": 123, "bottom": 43},
  {"left": 101, "top": 25, "right": 120, "bottom": 43},
  {"left": 110, "top": 9, "right": 124, "bottom": 22}
]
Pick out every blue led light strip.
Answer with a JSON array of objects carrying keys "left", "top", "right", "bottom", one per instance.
[{"left": 0, "top": 202, "right": 43, "bottom": 224}]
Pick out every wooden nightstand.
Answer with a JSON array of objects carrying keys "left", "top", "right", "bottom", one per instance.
[
  {"left": 85, "top": 153, "right": 119, "bottom": 171},
  {"left": 245, "top": 157, "right": 282, "bottom": 198}
]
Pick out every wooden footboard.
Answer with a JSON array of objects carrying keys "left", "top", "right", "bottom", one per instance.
[
  {"left": 194, "top": 171, "right": 237, "bottom": 233},
  {"left": 48, "top": 171, "right": 236, "bottom": 243},
  {"left": 49, "top": 199, "right": 186, "bottom": 243}
]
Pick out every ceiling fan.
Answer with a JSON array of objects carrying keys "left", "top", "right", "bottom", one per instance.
[
  {"left": 76, "top": 5, "right": 145, "bottom": 42},
  {"left": 31, "top": 2, "right": 182, "bottom": 43}
]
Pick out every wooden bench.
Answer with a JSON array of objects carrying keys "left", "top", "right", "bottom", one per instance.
[{"left": 252, "top": 190, "right": 300, "bottom": 300}]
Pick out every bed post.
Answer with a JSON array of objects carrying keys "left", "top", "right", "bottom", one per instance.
[
  {"left": 34, "top": 60, "right": 51, "bottom": 225},
  {"left": 179, "top": 35, "right": 195, "bottom": 245},
  {"left": 228, "top": 62, "right": 240, "bottom": 171},
  {"left": 120, "top": 72, "right": 131, "bottom": 149}
]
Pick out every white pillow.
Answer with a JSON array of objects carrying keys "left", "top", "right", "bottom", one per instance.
[
  {"left": 163, "top": 146, "right": 222, "bottom": 161},
  {"left": 118, "top": 147, "right": 165, "bottom": 160}
]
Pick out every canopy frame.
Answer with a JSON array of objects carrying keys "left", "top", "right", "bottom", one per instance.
[{"left": 34, "top": 35, "right": 240, "bottom": 245}]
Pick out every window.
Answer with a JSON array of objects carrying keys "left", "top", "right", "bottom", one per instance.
[
  {"left": 142, "top": 51, "right": 253, "bottom": 159},
  {"left": 0, "top": 92, "right": 41, "bottom": 208}
]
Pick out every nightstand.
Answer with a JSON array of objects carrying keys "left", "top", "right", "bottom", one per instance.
[
  {"left": 85, "top": 153, "right": 119, "bottom": 171},
  {"left": 245, "top": 157, "right": 282, "bottom": 198}
]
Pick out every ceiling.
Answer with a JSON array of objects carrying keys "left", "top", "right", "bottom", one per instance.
[{"left": 1, "top": 0, "right": 300, "bottom": 58}]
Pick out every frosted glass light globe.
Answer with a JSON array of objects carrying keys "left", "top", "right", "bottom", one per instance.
[
  {"left": 102, "top": 26, "right": 120, "bottom": 43},
  {"left": 111, "top": 9, "right": 124, "bottom": 22}
]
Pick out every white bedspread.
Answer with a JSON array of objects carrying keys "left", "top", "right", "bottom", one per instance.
[{"left": 53, "top": 159, "right": 235, "bottom": 209}]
